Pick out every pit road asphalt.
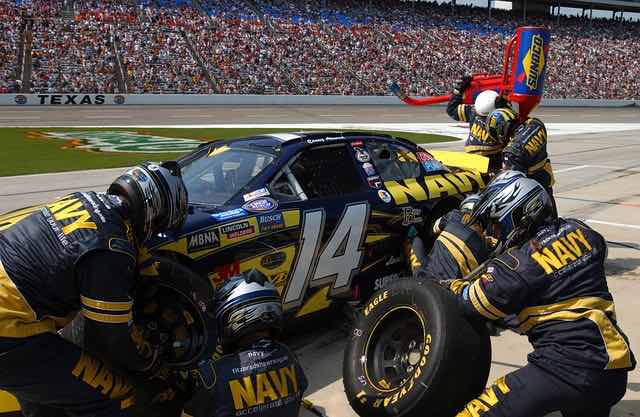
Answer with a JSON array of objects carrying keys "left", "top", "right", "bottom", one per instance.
[{"left": 0, "top": 105, "right": 639, "bottom": 417}]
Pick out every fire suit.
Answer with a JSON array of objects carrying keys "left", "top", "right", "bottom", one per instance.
[
  {"left": 181, "top": 339, "right": 308, "bottom": 417},
  {"left": 502, "top": 117, "right": 555, "bottom": 194},
  {"left": 448, "top": 218, "right": 635, "bottom": 417},
  {"left": 447, "top": 94, "right": 516, "bottom": 172},
  {"left": 0, "top": 192, "right": 153, "bottom": 417},
  {"left": 414, "top": 210, "right": 490, "bottom": 281}
]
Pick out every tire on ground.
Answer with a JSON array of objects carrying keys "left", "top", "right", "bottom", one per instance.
[{"left": 343, "top": 278, "right": 491, "bottom": 417}]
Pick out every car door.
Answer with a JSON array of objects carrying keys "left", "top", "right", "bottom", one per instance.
[{"left": 268, "top": 142, "right": 372, "bottom": 314}]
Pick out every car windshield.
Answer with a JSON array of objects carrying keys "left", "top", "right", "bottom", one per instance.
[{"left": 181, "top": 145, "right": 275, "bottom": 206}]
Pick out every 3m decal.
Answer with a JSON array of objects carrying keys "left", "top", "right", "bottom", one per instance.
[
  {"left": 208, "top": 262, "right": 240, "bottom": 286},
  {"left": 38, "top": 131, "right": 204, "bottom": 153},
  {"left": 384, "top": 171, "right": 485, "bottom": 205},
  {"left": 187, "top": 229, "right": 220, "bottom": 253},
  {"left": 283, "top": 202, "right": 369, "bottom": 310}
]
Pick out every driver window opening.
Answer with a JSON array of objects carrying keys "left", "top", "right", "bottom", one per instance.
[{"left": 366, "top": 142, "right": 422, "bottom": 181}]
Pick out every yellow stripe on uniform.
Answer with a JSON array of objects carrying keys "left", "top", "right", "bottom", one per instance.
[
  {"left": 81, "top": 296, "right": 132, "bottom": 312},
  {"left": 440, "top": 231, "right": 479, "bottom": 270},
  {"left": 436, "top": 234, "right": 471, "bottom": 276},
  {"left": 468, "top": 284, "right": 500, "bottom": 320},
  {"left": 458, "top": 105, "right": 466, "bottom": 122},
  {"left": 464, "top": 145, "right": 503, "bottom": 155},
  {"left": 527, "top": 158, "right": 549, "bottom": 174},
  {"left": 82, "top": 309, "right": 132, "bottom": 324},
  {"left": 471, "top": 280, "right": 507, "bottom": 319},
  {"left": 516, "top": 297, "right": 631, "bottom": 369}
]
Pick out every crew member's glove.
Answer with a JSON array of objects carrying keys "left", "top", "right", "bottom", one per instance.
[{"left": 453, "top": 75, "right": 473, "bottom": 95}]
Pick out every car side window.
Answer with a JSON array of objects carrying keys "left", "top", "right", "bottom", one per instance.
[
  {"left": 367, "top": 142, "right": 422, "bottom": 181},
  {"left": 288, "top": 144, "right": 365, "bottom": 199}
]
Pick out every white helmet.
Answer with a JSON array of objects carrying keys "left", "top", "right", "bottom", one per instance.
[{"left": 474, "top": 90, "right": 499, "bottom": 116}]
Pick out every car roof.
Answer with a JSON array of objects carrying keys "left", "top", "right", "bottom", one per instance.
[{"left": 203, "top": 131, "right": 418, "bottom": 152}]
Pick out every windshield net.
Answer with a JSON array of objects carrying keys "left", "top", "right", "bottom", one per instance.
[{"left": 181, "top": 146, "right": 275, "bottom": 206}]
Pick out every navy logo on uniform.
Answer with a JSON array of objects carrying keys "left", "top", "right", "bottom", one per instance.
[{"left": 187, "top": 229, "right": 220, "bottom": 252}]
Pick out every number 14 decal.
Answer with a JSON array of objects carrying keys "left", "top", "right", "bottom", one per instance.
[{"left": 283, "top": 202, "right": 370, "bottom": 310}]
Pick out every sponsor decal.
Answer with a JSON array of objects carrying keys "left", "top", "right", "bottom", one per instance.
[
  {"left": 257, "top": 212, "right": 285, "bottom": 233},
  {"left": 208, "top": 262, "right": 241, "bottom": 286},
  {"left": 374, "top": 273, "right": 400, "bottom": 291},
  {"left": 260, "top": 251, "right": 287, "bottom": 270},
  {"left": 306, "top": 136, "right": 346, "bottom": 144},
  {"left": 187, "top": 229, "right": 220, "bottom": 253},
  {"left": 378, "top": 190, "right": 392, "bottom": 204},
  {"left": 242, "top": 188, "right": 270, "bottom": 202},
  {"left": 522, "top": 34, "right": 545, "bottom": 91},
  {"left": 416, "top": 151, "right": 433, "bottom": 162},
  {"left": 14, "top": 95, "right": 27, "bottom": 105},
  {"left": 422, "top": 160, "right": 445, "bottom": 173},
  {"left": 350, "top": 140, "right": 364, "bottom": 147},
  {"left": 242, "top": 197, "right": 278, "bottom": 213},
  {"left": 364, "top": 290, "right": 389, "bottom": 316},
  {"left": 354, "top": 148, "right": 370, "bottom": 163},
  {"left": 385, "top": 256, "right": 402, "bottom": 266},
  {"left": 362, "top": 162, "right": 377, "bottom": 176},
  {"left": 401, "top": 207, "right": 423, "bottom": 226},
  {"left": 384, "top": 170, "right": 486, "bottom": 205},
  {"left": 38, "top": 131, "right": 204, "bottom": 153},
  {"left": 211, "top": 208, "right": 248, "bottom": 222},
  {"left": 367, "top": 175, "right": 382, "bottom": 189},
  {"left": 220, "top": 221, "right": 255, "bottom": 240}
]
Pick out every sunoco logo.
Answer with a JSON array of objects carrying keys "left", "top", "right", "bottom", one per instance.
[
  {"left": 187, "top": 229, "right": 220, "bottom": 253},
  {"left": 522, "top": 34, "right": 545, "bottom": 90},
  {"left": 36, "top": 131, "right": 204, "bottom": 153}
]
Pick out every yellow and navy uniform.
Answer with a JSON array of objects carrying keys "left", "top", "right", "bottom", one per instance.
[
  {"left": 503, "top": 117, "right": 555, "bottom": 193},
  {"left": 0, "top": 192, "right": 148, "bottom": 417},
  {"left": 182, "top": 339, "right": 308, "bottom": 417},
  {"left": 446, "top": 93, "right": 515, "bottom": 172},
  {"left": 415, "top": 210, "right": 490, "bottom": 281},
  {"left": 452, "top": 218, "right": 634, "bottom": 417}
]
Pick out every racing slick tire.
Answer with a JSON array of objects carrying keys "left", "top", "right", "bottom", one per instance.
[{"left": 343, "top": 278, "right": 491, "bottom": 417}]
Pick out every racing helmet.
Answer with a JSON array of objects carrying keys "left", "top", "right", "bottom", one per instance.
[
  {"left": 215, "top": 270, "right": 283, "bottom": 351},
  {"left": 470, "top": 175, "right": 555, "bottom": 248},
  {"left": 486, "top": 107, "right": 517, "bottom": 144},
  {"left": 108, "top": 161, "right": 188, "bottom": 243},
  {"left": 474, "top": 90, "right": 499, "bottom": 116}
]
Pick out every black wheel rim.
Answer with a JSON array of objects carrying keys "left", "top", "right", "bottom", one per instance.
[{"left": 365, "top": 306, "right": 425, "bottom": 391}]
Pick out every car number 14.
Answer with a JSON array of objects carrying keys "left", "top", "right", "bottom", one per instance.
[{"left": 283, "top": 202, "right": 370, "bottom": 310}]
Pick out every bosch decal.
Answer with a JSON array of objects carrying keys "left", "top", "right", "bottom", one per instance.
[
  {"left": 220, "top": 221, "right": 255, "bottom": 239},
  {"left": 257, "top": 213, "right": 285, "bottom": 233},
  {"left": 211, "top": 208, "right": 248, "bottom": 222},
  {"left": 242, "top": 197, "right": 278, "bottom": 213},
  {"left": 187, "top": 229, "right": 220, "bottom": 253}
]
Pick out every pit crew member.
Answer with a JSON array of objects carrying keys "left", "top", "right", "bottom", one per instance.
[
  {"left": 182, "top": 270, "right": 308, "bottom": 417},
  {"left": 446, "top": 76, "right": 517, "bottom": 172},
  {"left": 0, "top": 161, "right": 188, "bottom": 417},
  {"left": 445, "top": 175, "right": 635, "bottom": 417}
]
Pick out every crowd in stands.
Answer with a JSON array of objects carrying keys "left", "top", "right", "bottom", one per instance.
[{"left": 0, "top": 0, "right": 639, "bottom": 99}]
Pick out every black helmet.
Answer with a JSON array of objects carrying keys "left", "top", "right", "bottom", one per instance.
[
  {"left": 108, "top": 161, "right": 188, "bottom": 243},
  {"left": 486, "top": 107, "right": 517, "bottom": 144},
  {"left": 470, "top": 174, "right": 555, "bottom": 249},
  {"left": 215, "top": 270, "right": 283, "bottom": 351}
]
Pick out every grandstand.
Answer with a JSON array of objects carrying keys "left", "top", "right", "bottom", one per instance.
[{"left": 0, "top": 0, "right": 638, "bottom": 99}]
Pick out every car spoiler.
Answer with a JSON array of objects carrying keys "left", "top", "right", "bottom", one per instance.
[{"left": 429, "top": 151, "right": 490, "bottom": 174}]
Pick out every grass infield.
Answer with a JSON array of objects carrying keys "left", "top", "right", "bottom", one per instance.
[{"left": 0, "top": 127, "right": 456, "bottom": 177}]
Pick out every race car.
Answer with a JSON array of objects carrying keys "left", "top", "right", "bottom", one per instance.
[{"left": 139, "top": 131, "right": 489, "bottom": 318}]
